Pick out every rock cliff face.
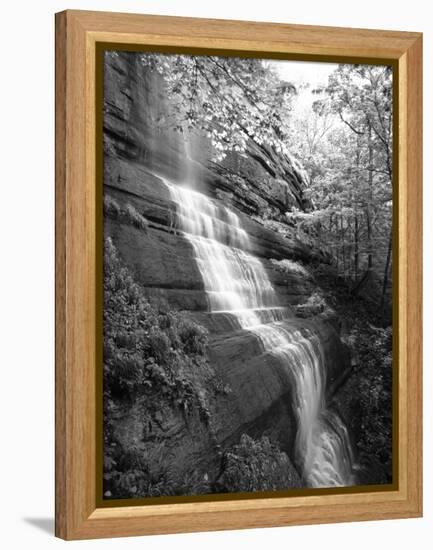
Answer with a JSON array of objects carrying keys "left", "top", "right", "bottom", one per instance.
[{"left": 103, "top": 51, "right": 351, "bottom": 488}]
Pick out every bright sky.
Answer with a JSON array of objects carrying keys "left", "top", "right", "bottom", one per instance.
[
  {"left": 270, "top": 60, "right": 339, "bottom": 89},
  {"left": 269, "top": 60, "right": 340, "bottom": 109}
]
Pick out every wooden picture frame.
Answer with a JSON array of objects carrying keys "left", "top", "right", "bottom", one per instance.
[{"left": 55, "top": 9, "right": 422, "bottom": 540}]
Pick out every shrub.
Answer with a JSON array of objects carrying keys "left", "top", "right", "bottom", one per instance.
[
  {"left": 177, "top": 317, "right": 209, "bottom": 355},
  {"left": 103, "top": 238, "right": 219, "bottom": 498},
  {"left": 124, "top": 203, "right": 148, "bottom": 231},
  {"left": 270, "top": 258, "right": 311, "bottom": 278},
  {"left": 217, "top": 434, "right": 301, "bottom": 493},
  {"left": 147, "top": 327, "right": 171, "bottom": 363},
  {"left": 103, "top": 237, "right": 210, "bottom": 399},
  {"left": 103, "top": 194, "right": 148, "bottom": 232},
  {"left": 103, "top": 194, "right": 121, "bottom": 217}
]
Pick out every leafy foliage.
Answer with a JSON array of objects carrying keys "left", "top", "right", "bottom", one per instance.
[
  {"left": 104, "top": 195, "right": 148, "bottom": 232},
  {"left": 286, "top": 65, "right": 393, "bottom": 320},
  {"left": 103, "top": 238, "right": 217, "bottom": 498},
  {"left": 269, "top": 258, "right": 311, "bottom": 278},
  {"left": 311, "top": 264, "right": 393, "bottom": 484},
  {"left": 337, "top": 323, "right": 392, "bottom": 484},
  {"left": 139, "top": 53, "right": 297, "bottom": 160},
  {"left": 217, "top": 435, "right": 301, "bottom": 493}
]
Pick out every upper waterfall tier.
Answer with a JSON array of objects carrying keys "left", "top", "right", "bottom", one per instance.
[{"left": 167, "top": 181, "right": 281, "bottom": 326}]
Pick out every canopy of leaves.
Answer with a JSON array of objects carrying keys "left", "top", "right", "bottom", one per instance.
[
  {"left": 141, "top": 53, "right": 297, "bottom": 160},
  {"left": 285, "top": 64, "right": 393, "bottom": 319}
]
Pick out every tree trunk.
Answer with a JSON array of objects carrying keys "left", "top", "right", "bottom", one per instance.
[
  {"left": 354, "top": 214, "right": 359, "bottom": 281},
  {"left": 380, "top": 226, "right": 393, "bottom": 322},
  {"left": 366, "top": 210, "right": 373, "bottom": 270},
  {"left": 354, "top": 134, "right": 361, "bottom": 283},
  {"left": 366, "top": 123, "right": 374, "bottom": 271},
  {"left": 341, "top": 214, "right": 346, "bottom": 278}
]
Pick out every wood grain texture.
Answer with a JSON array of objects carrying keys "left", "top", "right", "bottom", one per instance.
[
  {"left": 54, "top": 11, "right": 67, "bottom": 539},
  {"left": 55, "top": 10, "right": 96, "bottom": 539},
  {"left": 404, "top": 35, "right": 423, "bottom": 515},
  {"left": 70, "top": 9, "right": 420, "bottom": 58},
  {"left": 55, "top": 9, "right": 423, "bottom": 540}
]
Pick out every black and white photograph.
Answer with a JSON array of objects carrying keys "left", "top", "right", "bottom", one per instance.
[{"left": 102, "top": 50, "right": 393, "bottom": 500}]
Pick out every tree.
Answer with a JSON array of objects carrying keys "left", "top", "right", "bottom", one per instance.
[
  {"left": 285, "top": 64, "right": 393, "bottom": 321},
  {"left": 140, "top": 53, "right": 297, "bottom": 161},
  {"left": 326, "top": 65, "right": 393, "bottom": 312}
]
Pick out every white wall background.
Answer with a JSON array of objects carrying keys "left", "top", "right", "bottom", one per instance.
[{"left": 0, "top": 0, "right": 430, "bottom": 547}]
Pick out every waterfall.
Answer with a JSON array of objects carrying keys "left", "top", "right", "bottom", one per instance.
[{"left": 166, "top": 180, "right": 355, "bottom": 488}]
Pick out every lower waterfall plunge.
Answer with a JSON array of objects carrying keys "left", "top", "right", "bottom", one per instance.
[{"left": 166, "top": 180, "right": 355, "bottom": 488}]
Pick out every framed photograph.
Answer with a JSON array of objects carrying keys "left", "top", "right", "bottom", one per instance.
[{"left": 55, "top": 10, "right": 422, "bottom": 540}]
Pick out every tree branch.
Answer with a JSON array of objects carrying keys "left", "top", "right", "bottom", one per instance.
[{"left": 338, "top": 111, "right": 364, "bottom": 135}]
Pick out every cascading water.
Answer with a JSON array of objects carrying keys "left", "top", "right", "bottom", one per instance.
[{"left": 165, "top": 179, "right": 355, "bottom": 488}]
